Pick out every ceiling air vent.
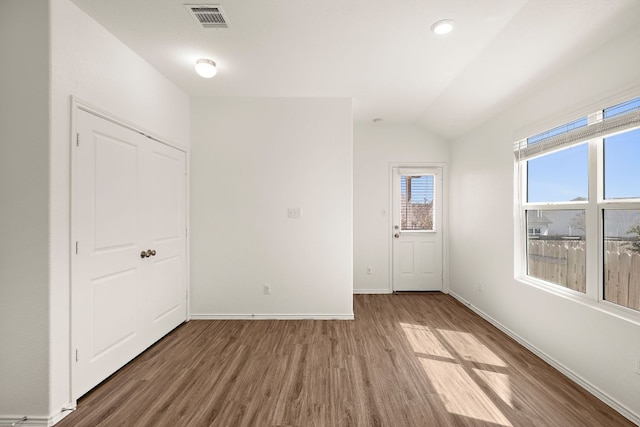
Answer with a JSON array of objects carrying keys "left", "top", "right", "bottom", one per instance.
[{"left": 185, "top": 5, "right": 230, "bottom": 29}]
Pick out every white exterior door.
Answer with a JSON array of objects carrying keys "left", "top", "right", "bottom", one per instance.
[
  {"left": 392, "top": 167, "right": 443, "bottom": 291},
  {"left": 72, "top": 109, "right": 186, "bottom": 399}
]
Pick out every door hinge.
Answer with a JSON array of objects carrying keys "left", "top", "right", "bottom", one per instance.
[
  {"left": 186, "top": 290, "right": 189, "bottom": 300},
  {"left": 76, "top": 133, "right": 80, "bottom": 147},
  {"left": 75, "top": 349, "right": 79, "bottom": 362},
  {"left": 75, "top": 241, "right": 79, "bottom": 254}
]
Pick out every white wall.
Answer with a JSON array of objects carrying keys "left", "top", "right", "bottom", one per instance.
[
  {"left": 0, "top": 0, "right": 189, "bottom": 422},
  {"left": 353, "top": 124, "right": 449, "bottom": 293},
  {"left": 190, "top": 97, "right": 353, "bottom": 318},
  {"left": 449, "top": 25, "right": 640, "bottom": 422},
  {"left": 0, "top": 0, "right": 51, "bottom": 418}
]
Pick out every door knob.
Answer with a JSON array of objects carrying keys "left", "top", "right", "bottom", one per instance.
[
  {"left": 141, "top": 249, "right": 156, "bottom": 258},
  {"left": 394, "top": 233, "right": 400, "bottom": 238}
]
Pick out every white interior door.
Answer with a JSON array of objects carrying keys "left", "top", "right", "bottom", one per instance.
[
  {"left": 72, "top": 109, "right": 186, "bottom": 399},
  {"left": 146, "top": 143, "right": 187, "bottom": 341},
  {"left": 392, "top": 167, "right": 443, "bottom": 291}
]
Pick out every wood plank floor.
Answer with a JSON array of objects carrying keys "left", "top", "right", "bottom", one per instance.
[{"left": 58, "top": 294, "right": 632, "bottom": 426}]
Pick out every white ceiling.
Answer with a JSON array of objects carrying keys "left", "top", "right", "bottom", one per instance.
[{"left": 71, "top": 0, "right": 640, "bottom": 140}]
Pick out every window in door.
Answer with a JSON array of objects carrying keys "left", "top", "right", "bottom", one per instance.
[{"left": 400, "top": 175, "right": 435, "bottom": 231}]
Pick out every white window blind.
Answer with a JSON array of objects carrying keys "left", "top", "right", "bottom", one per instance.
[{"left": 514, "top": 97, "right": 640, "bottom": 161}]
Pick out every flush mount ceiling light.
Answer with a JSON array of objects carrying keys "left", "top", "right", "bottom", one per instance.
[
  {"left": 431, "top": 19, "right": 455, "bottom": 35},
  {"left": 195, "top": 58, "right": 217, "bottom": 78}
]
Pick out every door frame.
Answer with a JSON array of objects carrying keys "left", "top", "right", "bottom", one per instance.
[
  {"left": 69, "top": 97, "right": 190, "bottom": 402},
  {"left": 388, "top": 162, "right": 448, "bottom": 293}
]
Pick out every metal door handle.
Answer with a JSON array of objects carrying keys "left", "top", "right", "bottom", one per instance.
[
  {"left": 141, "top": 249, "right": 157, "bottom": 258},
  {"left": 394, "top": 233, "right": 400, "bottom": 238}
]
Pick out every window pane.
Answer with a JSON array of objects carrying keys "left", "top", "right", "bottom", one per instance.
[
  {"left": 603, "top": 210, "right": 640, "bottom": 311},
  {"left": 604, "top": 128, "right": 640, "bottom": 200},
  {"left": 526, "top": 210, "right": 586, "bottom": 293},
  {"left": 527, "top": 144, "right": 588, "bottom": 203},
  {"left": 401, "top": 175, "right": 434, "bottom": 231}
]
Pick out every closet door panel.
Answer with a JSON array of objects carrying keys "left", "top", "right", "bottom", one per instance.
[
  {"left": 72, "top": 109, "right": 187, "bottom": 400},
  {"left": 146, "top": 144, "right": 187, "bottom": 339},
  {"left": 73, "top": 110, "right": 146, "bottom": 399}
]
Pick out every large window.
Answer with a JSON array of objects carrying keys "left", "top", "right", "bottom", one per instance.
[{"left": 516, "top": 95, "right": 640, "bottom": 314}]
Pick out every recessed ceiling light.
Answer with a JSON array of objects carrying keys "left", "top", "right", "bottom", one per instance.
[
  {"left": 431, "top": 19, "right": 455, "bottom": 35},
  {"left": 195, "top": 58, "right": 217, "bottom": 78}
]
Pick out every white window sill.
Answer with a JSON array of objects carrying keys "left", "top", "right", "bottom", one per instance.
[{"left": 516, "top": 275, "right": 640, "bottom": 327}]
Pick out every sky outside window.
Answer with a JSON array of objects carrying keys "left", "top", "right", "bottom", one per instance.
[
  {"left": 603, "top": 97, "right": 640, "bottom": 199},
  {"left": 527, "top": 97, "right": 640, "bottom": 203},
  {"left": 528, "top": 129, "right": 640, "bottom": 203},
  {"left": 604, "top": 127, "right": 640, "bottom": 200},
  {"left": 527, "top": 144, "right": 588, "bottom": 203}
]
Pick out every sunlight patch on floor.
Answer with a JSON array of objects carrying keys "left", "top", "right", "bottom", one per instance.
[
  {"left": 437, "top": 329, "right": 507, "bottom": 367},
  {"left": 473, "top": 369, "right": 513, "bottom": 408},
  {"left": 400, "top": 323, "right": 453, "bottom": 359},
  {"left": 420, "top": 358, "right": 512, "bottom": 426}
]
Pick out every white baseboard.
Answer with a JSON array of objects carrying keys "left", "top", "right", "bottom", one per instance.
[
  {"left": 449, "top": 290, "right": 640, "bottom": 426},
  {"left": 0, "top": 403, "right": 76, "bottom": 426},
  {"left": 353, "top": 289, "right": 392, "bottom": 294},
  {"left": 0, "top": 415, "right": 53, "bottom": 427},
  {"left": 0, "top": 416, "right": 47, "bottom": 426},
  {"left": 190, "top": 313, "right": 354, "bottom": 320}
]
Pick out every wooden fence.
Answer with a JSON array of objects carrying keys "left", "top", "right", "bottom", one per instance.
[{"left": 527, "top": 240, "right": 640, "bottom": 310}]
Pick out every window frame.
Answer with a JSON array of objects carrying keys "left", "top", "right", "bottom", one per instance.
[{"left": 515, "top": 97, "right": 640, "bottom": 323}]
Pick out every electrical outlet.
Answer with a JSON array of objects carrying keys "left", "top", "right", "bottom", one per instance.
[
  {"left": 263, "top": 283, "right": 271, "bottom": 295},
  {"left": 636, "top": 357, "right": 640, "bottom": 375},
  {"left": 478, "top": 283, "right": 482, "bottom": 293},
  {"left": 367, "top": 267, "right": 373, "bottom": 275}
]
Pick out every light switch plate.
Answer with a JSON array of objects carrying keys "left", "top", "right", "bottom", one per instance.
[{"left": 287, "top": 208, "right": 302, "bottom": 219}]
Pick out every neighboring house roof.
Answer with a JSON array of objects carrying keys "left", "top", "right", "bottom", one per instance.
[{"left": 527, "top": 212, "right": 552, "bottom": 227}]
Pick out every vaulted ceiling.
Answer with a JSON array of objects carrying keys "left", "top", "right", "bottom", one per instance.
[{"left": 71, "top": 0, "right": 640, "bottom": 140}]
